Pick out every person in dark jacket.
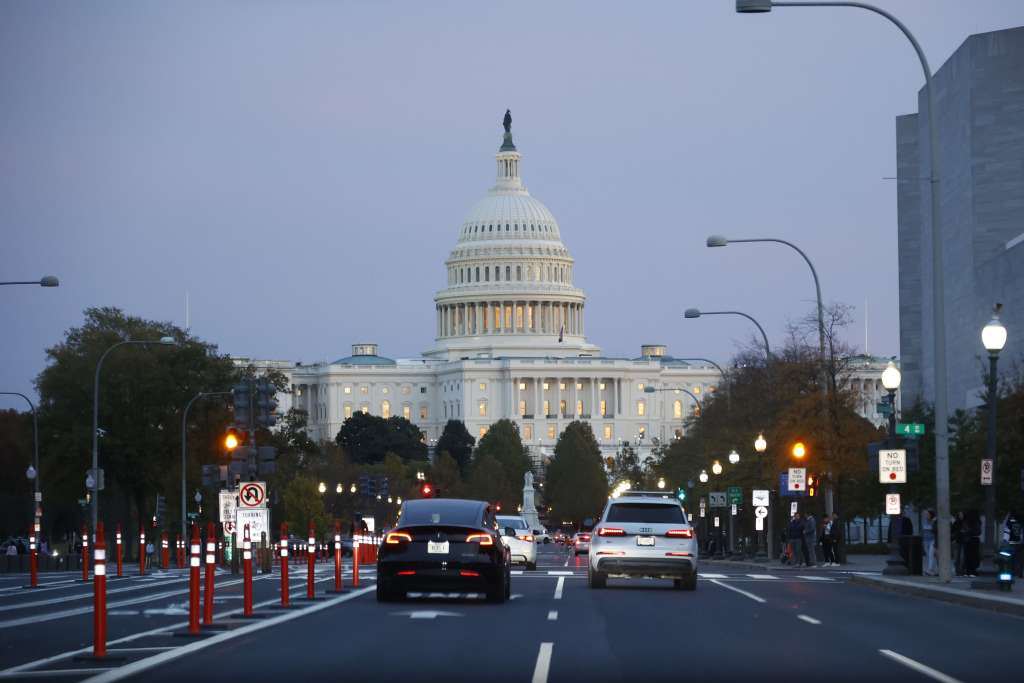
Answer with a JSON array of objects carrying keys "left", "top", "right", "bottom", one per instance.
[
  {"left": 786, "top": 513, "right": 804, "bottom": 567},
  {"left": 963, "top": 510, "right": 981, "bottom": 577},
  {"left": 803, "top": 513, "right": 817, "bottom": 567}
]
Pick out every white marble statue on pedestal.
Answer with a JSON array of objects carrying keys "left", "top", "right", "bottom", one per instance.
[{"left": 521, "top": 471, "right": 542, "bottom": 531}]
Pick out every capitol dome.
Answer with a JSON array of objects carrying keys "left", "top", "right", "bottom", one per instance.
[{"left": 425, "top": 111, "right": 599, "bottom": 360}]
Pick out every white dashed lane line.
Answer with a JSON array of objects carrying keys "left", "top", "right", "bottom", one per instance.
[
  {"left": 553, "top": 577, "right": 565, "bottom": 600},
  {"left": 797, "top": 614, "right": 821, "bottom": 625},
  {"left": 547, "top": 610, "right": 558, "bottom": 621},
  {"left": 879, "top": 649, "right": 963, "bottom": 683},
  {"left": 708, "top": 579, "right": 766, "bottom": 604},
  {"left": 531, "top": 643, "right": 553, "bottom": 683}
]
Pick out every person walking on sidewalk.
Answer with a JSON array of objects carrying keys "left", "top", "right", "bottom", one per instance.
[
  {"left": 821, "top": 514, "right": 839, "bottom": 566},
  {"left": 803, "top": 512, "right": 817, "bottom": 567},
  {"left": 786, "top": 513, "right": 804, "bottom": 566},
  {"left": 923, "top": 509, "right": 937, "bottom": 576},
  {"left": 1001, "top": 511, "right": 1023, "bottom": 578},
  {"left": 952, "top": 511, "right": 966, "bottom": 576}
]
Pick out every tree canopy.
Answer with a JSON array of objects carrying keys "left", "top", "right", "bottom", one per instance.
[
  {"left": 334, "top": 412, "right": 427, "bottom": 464},
  {"left": 436, "top": 419, "right": 475, "bottom": 475},
  {"left": 545, "top": 421, "right": 608, "bottom": 527}
]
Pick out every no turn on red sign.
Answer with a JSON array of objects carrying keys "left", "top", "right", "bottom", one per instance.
[
  {"left": 879, "top": 450, "right": 907, "bottom": 484},
  {"left": 788, "top": 468, "right": 806, "bottom": 492}
]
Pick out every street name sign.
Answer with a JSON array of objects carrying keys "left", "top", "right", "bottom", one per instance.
[
  {"left": 896, "top": 423, "right": 925, "bottom": 436},
  {"left": 878, "top": 449, "right": 907, "bottom": 484},
  {"left": 709, "top": 492, "right": 727, "bottom": 508},
  {"left": 238, "top": 481, "right": 267, "bottom": 508},
  {"left": 885, "top": 493, "right": 901, "bottom": 515},
  {"left": 234, "top": 508, "right": 270, "bottom": 545},
  {"left": 752, "top": 490, "right": 770, "bottom": 507},
  {"left": 219, "top": 490, "right": 237, "bottom": 524},
  {"left": 788, "top": 468, "right": 806, "bottom": 492},
  {"left": 727, "top": 486, "right": 742, "bottom": 505},
  {"left": 981, "top": 459, "right": 993, "bottom": 485}
]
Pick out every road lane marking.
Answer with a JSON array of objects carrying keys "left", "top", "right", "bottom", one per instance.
[
  {"left": 879, "top": 650, "right": 963, "bottom": 683},
  {"left": 708, "top": 579, "right": 766, "bottom": 604},
  {"left": 796, "top": 576, "right": 833, "bottom": 581},
  {"left": 5, "top": 668, "right": 114, "bottom": 678},
  {"left": 0, "top": 577, "right": 185, "bottom": 612},
  {"left": 553, "top": 577, "right": 564, "bottom": 600},
  {"left": 797, "top": 614, "right": 821, "bottom": 625},
  {"left": 547, "top": 610, "right": 557, "bottom": 621},
  {"left": 746, "top": 574, "right": 778, "bottom": 579},
  {"left": 80, "top": 586, "right": 376, "bottom": 683},
  {"left": 531, "top": 642, "right": 553, "bottom": 683},
  {"left": 698, "top": 573, "right": 728, "bottom": 579},
  {"left": 547, "top": 571, "right": 573, "bottom": 575},
  {"left": 512, "top": 570, "right": 524, "bottom": 575}
]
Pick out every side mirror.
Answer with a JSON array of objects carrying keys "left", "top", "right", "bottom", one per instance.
[{"left": 504, "top": 527, "right": 517, "bottom": 537}]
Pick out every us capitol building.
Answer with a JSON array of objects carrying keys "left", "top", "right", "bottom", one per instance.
[{"left": 244, "top": 113, "right": 896, "bottom": 465}]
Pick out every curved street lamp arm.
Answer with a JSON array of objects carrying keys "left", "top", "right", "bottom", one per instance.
[
  {"left": 697, "top": 311, "right": 771, "bottom": 358},
  {"left": 673, "top": 358, "right": 726, "bottom": 379},
  {"left": 0, "top": 391, "right": 40, "bottom": 516}
]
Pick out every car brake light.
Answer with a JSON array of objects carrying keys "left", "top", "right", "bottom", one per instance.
[
  {"left": 396, "top": 570, "right": 416, "bottom": 576},
  {"left": 465, "top": 533, "right": 494, "bottom": 546},
  {"left": 597, "top": 527, "right": 625, "bottom": 537},
  {"left": 516, "top": 534, "right": 534, "bottom": 542},
  {"left": 579, "top": 534, "right": 591, "bottom": 541},
  {"left": 385, "top": 531, "right": 413, "bottom": 544},
  {"left": 459, "top": 570, "right": 480, "bottom": 577},
  {"left": 666, "top": 529, "right": 693, "bottom": 539}
]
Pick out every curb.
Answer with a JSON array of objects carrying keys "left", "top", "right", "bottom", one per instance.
[{"left": 850, "top": 574, "right": 1024, "bottom": 617}]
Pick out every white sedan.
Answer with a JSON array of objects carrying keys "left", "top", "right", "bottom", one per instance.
[{"left": 496, "top": 515, "right": 538, "bottom": 570}]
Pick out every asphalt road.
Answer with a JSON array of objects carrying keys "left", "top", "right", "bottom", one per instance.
[{"left": 0, "top": 544, "right": 1020, "bottom": 682}]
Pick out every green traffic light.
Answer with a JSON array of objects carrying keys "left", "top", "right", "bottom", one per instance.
[{"left": 675, "top": 488, "right": 686, "bottom": 502}]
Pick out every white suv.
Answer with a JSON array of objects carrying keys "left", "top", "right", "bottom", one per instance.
[
  {"left": 496, "top": 515, "right": 538, "bottom": 570},
  {"left": 588, "top": 493, "right": 698, "bottom": 590}
]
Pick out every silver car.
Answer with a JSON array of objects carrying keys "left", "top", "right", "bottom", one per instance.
[{"left": 588, "top": 492, "right": 698, "bottom": 590}]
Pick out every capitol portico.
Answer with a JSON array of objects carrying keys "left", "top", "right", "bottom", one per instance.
[{"left": 246, "top": 113, "right": 897, "bottom": 468}]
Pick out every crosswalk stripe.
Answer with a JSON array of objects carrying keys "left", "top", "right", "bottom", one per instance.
[
  {"left": 796, "top": 576, "right": 834, "bottom": 581},
  {"left": 698, "top": 573, "right": 728, "bottom": 579},
  {"left": 746, "top": 574, "right": 778, "bottom": 579}
]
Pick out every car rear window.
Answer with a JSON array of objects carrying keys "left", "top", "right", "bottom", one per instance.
[
  {"left": 496, "top": 516, "right": 528, "bottom": 530},
  {"left": 606, "top": 502, "right": 686, "bottom": 524},
  {"left": 399, "top": 499, "right": 483, "bottom": 527}
]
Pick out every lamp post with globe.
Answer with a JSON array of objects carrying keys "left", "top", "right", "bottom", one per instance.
[
  {"left": 754, "top": 433, "right": 771, "bottom": 561},
  {"left": 981, "top": 305, "right": 1007, "bottom": 555},
  {"left": 880, "top": 359, "right": 907, "bottom": 575}
]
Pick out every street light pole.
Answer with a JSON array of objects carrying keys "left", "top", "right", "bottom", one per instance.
[
  {"left": 0, "top": 276, "right": 60, "bottom": 288},
  {"left": 182, "top": 391, "right": 232, "bottom": 541},
  {"left": 92, "top": 337, "right": 176, "bottom": 530},
  {"left": 736, "top": 0, "right": 953, "bottom": 582},
  {"left": 684, "top": 309, "right": 771, "bottom": 359},
  {"left": 981, "top": 305, "right": 1007, "bottom": 555},
  {"left": 1, "top": 392, "right": 40, "bottom": 524}
]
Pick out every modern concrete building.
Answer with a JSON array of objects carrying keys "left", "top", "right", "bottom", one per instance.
[{"left": 897, "top": 26, "right": 1024, "bottom": 411}]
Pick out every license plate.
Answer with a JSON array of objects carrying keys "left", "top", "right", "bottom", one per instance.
[
  {"left": 427, "top": 541, "right": 449, "bottom": 554},
  {"left": 637, "top": 536, "right": 655, "bottom": 547}
]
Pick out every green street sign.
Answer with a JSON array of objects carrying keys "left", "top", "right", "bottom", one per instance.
[
  {"left": 876, "top": 402, "right": 893, "bottom": 415},
  {"left": 727, "top": 486, "right": 742, "bottom": 505},
  {"left": 896, "top": 423, "right": 926, "bottom": 436}
]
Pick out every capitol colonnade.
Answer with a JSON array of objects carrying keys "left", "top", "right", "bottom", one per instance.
[{"left": 436, "top": 300, "right": 584, "bottom": 337}]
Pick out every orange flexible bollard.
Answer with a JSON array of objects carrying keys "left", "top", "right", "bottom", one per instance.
[
  {"left": 280, "top": 523, "right": 290, "bottom": 608},
  {"left": 203, "top": 522, "right": 216, "bottom": 625},
  {"left": 92, "top": 521, "right": 108, "bottom": 658},
  {"left": 29, "top": 522, "right": 39, "bottom": 588},
  {"left": 307, "top": 522, "right": 316, "bottom": 600},
  {"left": 81, "top": 526, "right": 90, "bottom": 582},
  {"left": 188, "top": 523, "right": 201, "bottom": 634},
  {"left": 139, "top": 528, "right": 146, "bottom": 576},
  {"left": 242, "top": 524, "right": 253, "bottom": 616}
]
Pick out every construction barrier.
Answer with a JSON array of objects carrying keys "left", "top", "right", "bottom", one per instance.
[
  {"left": 93, "top": 521, "right": 108, "bottom": 658},
  {"left": 81, "top": 526, "right": 90, "bottom": 581},
  {"left": 279, "top": 523, "right": 289, "bottom": 608},
  {"left": 203, "top": 522, "right": 216, "bottom": 625},
  {"left": 242, "top": 524, "right": 253, "bottom": 616}
]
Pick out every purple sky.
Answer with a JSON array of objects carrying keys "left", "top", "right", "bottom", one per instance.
[{"left": 4, "top": 1, "right": 1024, "bottom": 401}]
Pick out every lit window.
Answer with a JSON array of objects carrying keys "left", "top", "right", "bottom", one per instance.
[
  {"left": 344, "top": 386, "right": 351, "bottom": 395},
  {"left": 547, "top": 424, "right": 556, "bottom": 439},
  {"left": 693, "top": 386, "right": 701, "bottom": 394},
  {"left": 519, "top": 382, "right": 526, "bottom": 390},
  {"left": 559, "top": 399, "right": 567, "bottom": 416},
  {"left": 344, "top": 404, "right": 352, "bottom": 419},
  {"left": 637, "top": 400, "right": 646, "bottom": 417},
  {"left": 382, "top": 387, "right": 389, "bottom": 395},
  {"left": 600, "top": 400, "right": 607, "bottom": 416},
  {"left": 360, "top": 404, "right": 369, "bottom": 414},
  {"left": 479, "top": 382, "right": 487, "bottom": 391},
  {"left": 543, "top": 400, "right": 550, "bottom": 416},
  {"left": 494, "top": 307, "right": 501, "bottom": 328},
  {"left": 639, "top": 425, "right": 647, "bottom": 439},
  {"left": 360, "top": 386, "right": 368, "bottom": 395},
  {"left": 381, "top": 400, "right": 391, "bottom": 418},
  {"left": 674, "top": 400, "right": 683, "bottom": 419},
  {"left": 543, "top": 382, "right": 549, "bottom": 391},
  {"left": 637, "top": 383, "right": 645, "bottom": 391},
  {"left": 519, "top": 400, "right": 527, "bottom": 416},
  {"left": 403, "top": 405, "right": 411, "bottom": 420},
  {"left": 576, "top": 400, "right": 583, "bottom": 415},
  {"left": 523, "top": 424, "right": 533, "bottom": 440},
  {"left": 603, "top": 424, "right": 612, "bottom": 440},
  {"left": 479, "top": 400, "right": 487, "bottom": 417},
  {"left": 576, "top": 382, "right": 582, "bottom": 390},
  {"left": 599, "top": 382, "right": 606, "bottom": 391},
  {"left": 559, "top": 382, "right": 566, "bottom": 391},
  {"left": 420, "top": 405, "right": 428, "bottom": 420},
  {"left": 480, "top": 426, "right": 488, "bottom": 438},
  {"left": 401, "top": 385, "right": 411, "bottom": 395},
  {"left": 505, "top": 305, "right": 512, "bottom": 329}
]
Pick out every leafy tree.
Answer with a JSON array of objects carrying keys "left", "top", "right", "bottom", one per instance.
[
  {"left": 430, "top": 451, "right": 463, "bottom": 498},
  {"left": 334, "top": 412, "right": 427, "bottom": 464},
  {"left": 436, "top": 420, "right": 475, "bottom": 475},
  {"left": 281, "top": 474, "right": 329, "bottom": 534},
  {"left": 474, "top": 419, "right": 531, "bottom": 506},
  {"left": 0, "top": 409, "right": 34, "bottom": 537},
  {"left": 545, "top": 421, "right": 607, "bottom": 527},
  {"left": 34, "top": 307, "right": 238, "bottom": 538},
  {"left": 464, "top": 453, "right": 511, "bottom": 507}
]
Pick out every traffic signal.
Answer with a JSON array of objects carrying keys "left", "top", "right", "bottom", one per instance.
[
  {"left": 420, "top": 482, "right": 434, "bottom": 498},
  {"left": 224, "top": 427, "right": 242, "bottom": 452},
  {"left": 791, "top": 441, "right": 807, "bottom": 459},
  {"left": 808, "top": 474, "right": 816, "bottom": 497},
  {"left": 675, "top": 487, "right": 686, "bottom": 502},
  {"left": 256, "top": 378, "right": 278, "bottom": 428},
  {"left": 257, "top": 446, "right": 277, "bottom": 475},
  {"left": 232, "top": 382, "right": 251, "bottom": 430}
]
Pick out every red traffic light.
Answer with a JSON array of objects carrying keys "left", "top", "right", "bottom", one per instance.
[{"left": 420, "top": 482, "right": 434, "bottom": 498}]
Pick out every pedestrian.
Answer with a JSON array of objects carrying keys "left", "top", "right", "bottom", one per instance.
[
  {"left": 145, "top": 540, "right": 155, "bottom": 569},
  {"left": 787, "top": 513, "right": 804, "bottom": 567},
  {"left": 1001, "top": 511, "right": 1023, "bottom": 578},
  {"left": 963, "top": 510, "right": 981, "bottom": 577},
  {"left": 830, "top": 513, "right": 842, "bottom": 565},
  {"left": 803, "top": 511, "right": 817, "bottom": 567},
  {"left": 923, "top": 509, "right": 937, "bottom": 576},
  {"left": 820, "top": 516, "right": 833, "bottom": 566},
  {"left": 4, "top": 543, "right": 16, "bottom": 557},
  {"left": 952, "top": 511, "right": 966, "bottom": 576}
]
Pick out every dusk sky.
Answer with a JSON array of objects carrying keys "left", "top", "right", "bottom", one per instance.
[{"left": 4, "top": 0, "right": 1024, "bottom": 401}]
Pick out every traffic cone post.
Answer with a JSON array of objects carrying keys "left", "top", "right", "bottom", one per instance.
[
  {"left": 306, "top": 522, "right": 316, "bottom": 600},
  {"left": 115, "top": 524, "right": 123, "bottom": 578},
  {"left": 187, "top": 524, "right": 201, "bottom": 635},
  {"left": 242, "top": 524, "right": 253, "bottom": 617},
  {"left": 332, "top": 522, "right": 342, "bottom": 593},
  {"left": 279, "top": 523, "right": 289, "bottom": 608},
  {"left": 203, "top": 522, "right": 216, "bottom": 626},
  {"left": 28, "top": 522, "right": 39, "bottom": 588},
  {"left": 93, "top": 521, "right": 107, "bottom": 657},
  {"left": 139, "top": 528, "right": 146, "bottom": 576},
  {"left": 161, "top": 532, "right": 169, "bottom": 570},
  {"left": 81, "top": 527, "right": 90, "bottom": 582},
  {"left": 352, "top": 538, "right": 360, "bottom": 588}
]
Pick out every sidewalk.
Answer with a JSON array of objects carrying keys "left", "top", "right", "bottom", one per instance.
[{"left": 850, "top": 573, "right": 1024, "bottom": 617}]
